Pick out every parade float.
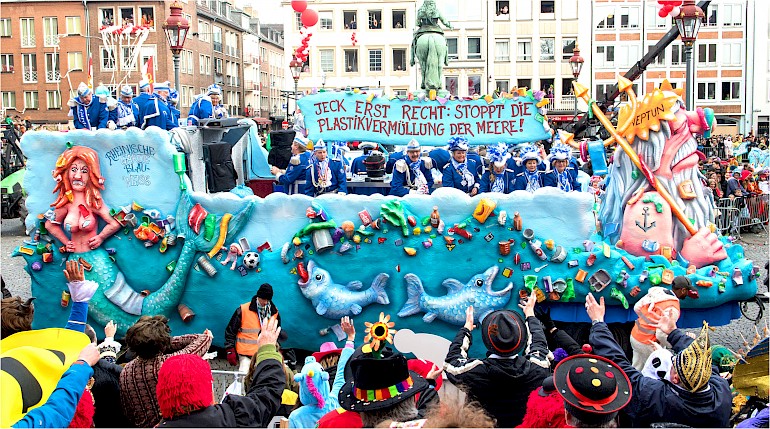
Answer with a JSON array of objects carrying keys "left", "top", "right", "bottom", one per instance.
[{"left": 12, "top": 0, "right": 759, "bottom": 357}]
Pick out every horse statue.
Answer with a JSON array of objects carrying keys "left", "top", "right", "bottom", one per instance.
[{"left": 411, "top": 0, "right": 452, "bottom": 91}]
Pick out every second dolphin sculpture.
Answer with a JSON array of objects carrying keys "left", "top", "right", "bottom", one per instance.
[
  {"left": 298, "top": 260, "right": 390, "bottom": 318},
  {"left": 397, "top": 266, "right": 514, "bottom": 325}
]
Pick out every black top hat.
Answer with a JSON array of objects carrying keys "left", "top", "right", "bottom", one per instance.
[
  {"left": 553, "top": 354, "right": 632, "bottom": 425},
  {"left": 481, "top": 310, "right": 528, "bottom": 357},
  {"left": 338, "top": 346, "right": 429, "bottom": 412}
]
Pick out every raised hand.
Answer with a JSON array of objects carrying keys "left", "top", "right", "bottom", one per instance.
[
  {"left": 341, "top": 316, "right": 355, "bottom": 341},
  {"left": 518, "top": 293, "right": 537, "bottom": 318},
  {"left": 464, "top": 306, "right": 476, "bottom": 331},
  {"left": 104, "top": 320, "right": 117, "bottom": 338},
  {"left": 257, "top": 314, "right": 281, "bottom": 347},
  {"left": 63, "top": 259, "right": 85, "bottom": 283},
  {"left": 585, "top": 293, "right": 605, "bottom": 323}
]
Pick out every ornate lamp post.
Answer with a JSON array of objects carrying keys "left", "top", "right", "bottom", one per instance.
[
  {"left": 163, "top": 1, "right": 190, "bottom": 94},
  {"left": 568, "top": 46, "right": 585, "bottom": 119},
  {"left": 289, "top": 54, "right": 303, "bottom": 121},
  {"left": 672, "top": 0, "right": 704, "bottom": 111}
]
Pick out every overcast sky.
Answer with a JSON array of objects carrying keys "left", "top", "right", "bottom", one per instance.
[{"left": 242, "top": 0, "right": 284, "bottom": 24}]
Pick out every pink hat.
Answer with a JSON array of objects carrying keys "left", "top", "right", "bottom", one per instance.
[{"left": 312, "top": 342, "right": 343, "bottom": 362}]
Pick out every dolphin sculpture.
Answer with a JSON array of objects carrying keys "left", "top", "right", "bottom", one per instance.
[
  {"left": 298, "top": 260, "right": 390, "bottom": 318},
  {"left": 398, "top": 266, "right": 513, "bottom": 325}
]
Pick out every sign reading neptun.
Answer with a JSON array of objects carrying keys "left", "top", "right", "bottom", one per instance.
[{"left": 298, "top": 92, "right": 551, "bottom": 146}]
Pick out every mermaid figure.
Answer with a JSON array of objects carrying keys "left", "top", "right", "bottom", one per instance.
[{"left": 45, "top": 145, "right": 254, "bottom": 334}]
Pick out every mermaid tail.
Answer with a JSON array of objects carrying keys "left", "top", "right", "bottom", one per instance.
[{"left": 103, "top": 191, "right": 255, "bottom": 320}]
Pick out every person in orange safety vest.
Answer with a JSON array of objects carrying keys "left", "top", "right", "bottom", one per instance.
[
  {"left": 630, "top": 286, "right": 680, "bottom": 370},
  {"left": 224, "top": 283, "right": 284, "bottom": 372}
]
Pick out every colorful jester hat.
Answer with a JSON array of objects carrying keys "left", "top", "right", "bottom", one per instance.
[
  {"left": 673, "top": 322, "right": 713, "bottom": 393},
  {"left": 364, "top": 312, "right": 397, "bottom": 359},
  {"left": 488, "top": 143, "right": 511, "bottom": 168},
  {"left": 294, "top": 356, "right": 331, "bottom": 408}
]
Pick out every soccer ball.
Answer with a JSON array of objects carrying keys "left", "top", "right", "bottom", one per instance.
[{"left": 242, "top": 252, "right": 260, "bottom": 269}]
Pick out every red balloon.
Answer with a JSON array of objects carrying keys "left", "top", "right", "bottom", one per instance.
[
  {"left": 301, "top": 9, "right": 319, "bottom": 28},
  {"left": 291, "top": 0, "right": 307, "bottom": 13}
]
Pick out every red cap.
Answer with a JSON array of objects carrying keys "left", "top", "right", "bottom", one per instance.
[
  {"left": 156, "top": 354, "right": 214, "bottom": 419},
  {"left": 407, "top": 359, "right": 443, "bottom": 392},
  {"left": 317, "top": 408, "right": 363, "bottom": 428}
]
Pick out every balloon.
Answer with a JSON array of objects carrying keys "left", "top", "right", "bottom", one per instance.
[
  {"left": 301, "top": 9, "right": 319, "bottom": 27},
  {"left": 670, "top": 6, "right": 680, "bottom": 16},
  {"left": 291, "top": 0, "right": 307, "bottom": 13},
  {"left": 658, "top": 6, "right": 670, "bottom": 18}
]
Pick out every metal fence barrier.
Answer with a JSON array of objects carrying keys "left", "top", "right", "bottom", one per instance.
[
  {"left": 714, "top": 195, "right": 769, "bottom": 237},
  {"left": 701, "top": 146, "right": 727, "bottom": 160}
]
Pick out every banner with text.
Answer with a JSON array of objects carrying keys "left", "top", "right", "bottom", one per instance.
[{"left": 297, "top": 92, "right": 550, "bottom": 146}]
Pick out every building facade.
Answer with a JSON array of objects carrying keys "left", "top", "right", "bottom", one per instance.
[
  {"left": 259, "top": 24, "right": 286, "bottom": 124},
  {"left": 747, "top": 0, "right": 768, "bottom": 136}
]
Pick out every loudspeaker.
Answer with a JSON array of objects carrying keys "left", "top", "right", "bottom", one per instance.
[{"left": 268, "top": 130, "right": 296, "bottom": 170}]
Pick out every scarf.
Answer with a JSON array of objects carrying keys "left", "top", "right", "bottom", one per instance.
[
  {"left": 116, "top": 101, "right": 135, "bottom": 127},
  {"left": 557, "top": 170, "right": 572, "bottom": 192},
  {"left": 491, "top": 172, "right": 506, "bottom": 193},
  {"left": 525, "top": 170, "right": 541, "bottom": 192},
  {"left": 408, "top": 160, "right": 429, "bottom": 194},
  {"left": 451, "top": 158, "right": 475, "bottom": 190},
  {"left": 75, "top": 99, "right": 92, "bottom": 129},
  {"left": 213, "top": 104, "right": 228, "bottom": 119}
]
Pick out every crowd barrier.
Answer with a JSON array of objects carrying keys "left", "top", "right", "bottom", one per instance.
[
  {"left": 714, "top": 194, "right": 769, "bottom": 237},
  {"left": 701, "top": 146, "right": 727, "bottom": 159}
]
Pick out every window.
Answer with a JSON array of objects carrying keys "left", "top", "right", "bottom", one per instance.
[
  {"left": 0, "top": 18, "right": 10, "bottom": 37},
  {"left": 596, "top": 8, "right": 615, "bottom": 29},
  {"left": 595, "top": 46, "right": 615, "bottom": 68},
  {"left": 698, "top": 43, "right": 716, "bottom": 65},
  {"left": 616, "top": 45, "right": 639, "bottom": 68},
  {"left": 541, "top": 1, "right": 555, "bottom": 14},
  {"left": 22, "top": 54, "right": 37, "bottom": 83},
  {"left": 721, "top": 42, "right": 741, "bottom": 66},
  {"left": 468, "top": 75, "right": 481, "bottom": 96},
  {"left": 343, "top": 11, "right": 357, "bottom": 29},
  {"left": 561, "top": 0, "right": 577, "bottom": 19},
  {"left": 445, "top": 76, "right": 458, "bottom": 96},
  {"left": 393, "top": 49, "right": 406, "bottom": 71},
  {"left": 646, "top": 5, "right": 668, "bottom": 28},
  {"left": 139, "top": 7, "right": 155, "bottom": 28},
  {"left": 496, "top": 1, "right": 510, "bottom": 16},
  {"left": 392, "top": 10, "right": 405, "bottom": 28},
  {"left": 198, "top": 21, "right": 210, "bottom": 42},
  {"left": 47, "top": 90, "right": 61, "bottom": 109},
  {"left": 722, "top": 81, "right": 740, "bottom": 100},
  {"left": 368, "top": 10, "right": 381, "bottom": 29},
  {"left": 180, "top": 50, "right": 193, "bottom": 74},
  {"left": 517, "top": 40, "right": 532, "bottom": 61},
  {"left": 121, "top": 46, "right": 136, "bottom": 70},
  {"left": 447, "top": 38, "right": 458, "bottom": 60},
  {"left": 671, "top": 44, "right": 685, "bottom": 65},
  {"left": 649, "top": 45, "right": 665, "bottom": 65},
  {"left": 468, "top": 37, "right": 481, "bottom": 60},
  {"left": 495, "top": 80, "right": 509, "bottom": 93},
  {"left": 518, "top": 78, "right": 532, "bottom": 90},
  {"left": 619, "top": 84, "right": 639, "bottom": 101},
  {"left": 443, "top": 0, "right": 459, "bottom": 21},
  {"left": 721, "top": 4, "right": 741, "bottom": 26},
  {"left": 20, "top": 18, "right": 35, "bottom": 47},
  {"left": 561, "top": 78, "right": 573, "bottom": 95},
  {"left": 101, "top": 47, "right": 116, "bottom": 70},
  {"left": 344, "top": 49, "right": 358, "bottom": 72},
  {"left": 43, "top": 17, "right": 59, "bottom": 47},
  {"left": 466, "top": 3, "right": 482, "bottom": 20},
  {"left": 319, "top": 12, "right": 332, "bottom": 30},
  {"left": 214, "top": 58, "right": 223, "bottom": 74},
  {"left": 540, "top": 38, "right": 554, "bottom": 61},
  {"left": 2, "top": 92, "right": 16, "bottom": 109},
  {"left": 541, "top": 78, "right": 554, "bottom": 93},
  {"left": 320, "top": 49, "right": 334, "bottom": 72},
  {"left": 120, "top": 7, "right": 135, "bottom": 26},
  {"left": 181, "top": 85, "right": 193, "bottom": 107},
  {"left": 516, "top": 0, "right": 532, "bottom": 20},
  {"left": 24, "top": 91, "right": 39, "bottom": 109},
  {"left": 200, "top": 54, "right": 206, "bottom": 74},
  {"left": 369, "top": 49, "right": 382, "bottom": 71},
  {"left": 495, "top": 40, "right": 510, "bottom": 61},
  {"left": 213, "top": 26, "right": 222, "bottom": 52},
  {"left": 1, "top": 54, "right": 13, "bottom": 72},
  {"left": 562, "top": 38, "right": 576, "bottom": 60},
  {"left": 697, "top": 82, "right": 716, "bottom": 100},
  {"left": 705, "top": 5, "right": 717, "bottom": 26},
  {"left": 67, "top": 52, "right": 83, "bottom": 71},
  {"left": 65, "top": 17, "right": 81, "bottom": 35},
  {"left": 100, "top": 8, "right": 115, "bottom": 26},
  {"left": 620, "top": 7, "right": 639, "bottom": 28}
]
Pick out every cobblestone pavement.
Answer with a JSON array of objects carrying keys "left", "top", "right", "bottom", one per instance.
[{"left": 2, "top": 218, "right": 767, "bottom": 365}]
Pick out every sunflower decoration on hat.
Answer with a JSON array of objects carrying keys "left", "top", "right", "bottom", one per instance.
[{"left": 363, "top": 312, "right": 396, "bottom": 358}]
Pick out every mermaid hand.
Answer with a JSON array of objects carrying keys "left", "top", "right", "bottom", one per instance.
[{"left": 88, "top": 235, "right": 104, "bottom": 250}]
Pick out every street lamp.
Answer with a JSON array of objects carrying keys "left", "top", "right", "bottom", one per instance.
[
  {"left": 289, "top": 54, "right": 303, "bottom": 121},
  {"left": 163, "top": 1, "right": 190, "bottom": 94},
  {"left": 672, "top": 0, "right": 704, "bottom": 111},
  {"left": 568, "top": 46, "right": 584, "bottom": 120}
]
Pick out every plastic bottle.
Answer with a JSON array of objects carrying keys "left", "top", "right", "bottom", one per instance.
[{"left": 430, "top": 206, "right": 440, "bottom": 229}]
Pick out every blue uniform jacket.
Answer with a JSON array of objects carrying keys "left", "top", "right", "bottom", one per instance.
[
  {"left": 390, "top": 159, "right": 434, "bottom": 197},
  {"left": 467, "top": 151, "right": 484, "bottom": 175},
  {"left": 385, "top": 151, "right": 405, "bottom": 174},
  {"left": 71, "top": 99, "right": 109, "bottom": 130},
  {"left": 277, "top": 152, "right": 311, "bottom": 195},
  {"left": 479, "top": 169, "right": 516, "bottom": 194},
  {"left": 512, "top": 170, "right": 545, "bottom": 192},
  {"left": 141, "top": 96, "right": 176, "bottom": 130},
  {"left": 187, "top": 97, "right": 212, "bottom": 126},
  {"left": 350, "top": 155, "right": 368, "bottom": 175},
  {"left": 507, "top": 158, "right": 547, "bottom": 175},
  {"left": 442, "top": 158, "right": 480, "bottom": 194},
  {"left": 304, "top": 159, "right": 347, "bottom": 196},
  {"left": 429, "top": 148, "right": 450, "bottom": 173},
  {"left": 133, "top": 92, "right": 152, "bottom": 128},
  {"left": 116, "top": 101, "right": 139, "bottom": 128},
  {"left": 590, "top": 322, "right": 732, "bottom": 428},
  {"left": 169, "top": 105, "right": 181, "bottom": 128},
  {"left": 543, "top": 167, "right": 580, "bottom": 191}
]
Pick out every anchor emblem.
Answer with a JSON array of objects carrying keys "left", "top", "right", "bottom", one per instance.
[{"left": 635, "top": 207, "right": 656, "bottom": 232}]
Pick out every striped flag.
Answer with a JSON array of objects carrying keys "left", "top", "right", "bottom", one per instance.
[
  {"left": 87, "top": 53, "right": 93, "bottom": 90},
  {"left": 141, "top": 56, "right": 154, "bottom": 92}
]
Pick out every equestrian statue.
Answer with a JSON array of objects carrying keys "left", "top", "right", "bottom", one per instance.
[{"left": 411, "top": 0, "right": 452, "bottom": 91}]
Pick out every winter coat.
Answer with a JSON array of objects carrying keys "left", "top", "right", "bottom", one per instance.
[
  {"left": 223, "top": 295, "right": 281, "bottom": 351},
  {"left": 444, "top": 317, "right": 551, "bottom": 428},
  {"left": 92, "top": 359, "right": 131, "bottom": 428},
  {"left": 12, "top": 362, "right": 93, "bottom": 428},
  {"left": 590, "top": 322, "right": 732, "bottom": 428}
]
